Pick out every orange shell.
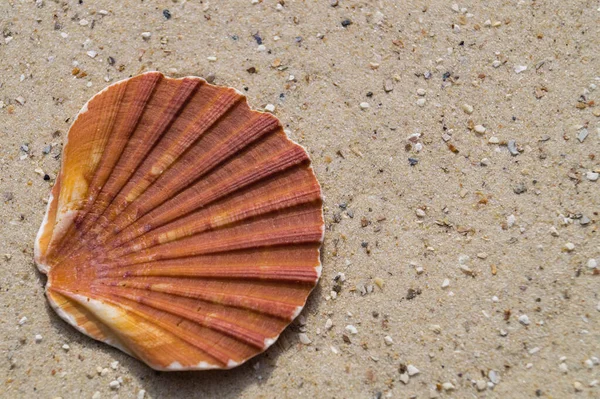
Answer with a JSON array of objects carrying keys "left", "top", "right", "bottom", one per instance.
[{"left": 35, "top": 72, "right": 324, "bottom": 370}]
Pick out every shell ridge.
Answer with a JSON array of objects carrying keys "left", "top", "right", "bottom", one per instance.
[
  {"left": 74, "top": 73, "right": 163, "bottom": 231},
  {"left": 100, "top": 286, "right": 272, "bottom": 349},
  {"left": 82, "top": 292, "right": 234, "bottom": 367},
  {"left": 105, "top": 177, "right": 322, "bottom": 258},
  {"left": 103, "top": 130, "right": 304, "bottom": 252},
  {"left": 102, "top": 112, "right": 282, "bottom": 244},
  {"left": 80, "top": 78, "right": 203, "bottom": 241},
  {"left": 43, "top": 80, "right": 131, "bottom": 263},
  {"left": 60, "top": 288, "right": 227, "bottom": 369},
  {"left": 116, "top": 144, "right": 311, "bottom": 246},
  {"left": 111, "top": 205, "right": 323, "bottom": 264},
  {"left": 101, "top": 86, "right": 242, "bottom": 233},
  {"left": 93, "top": 279, "right": 304, "bottom": 320}
]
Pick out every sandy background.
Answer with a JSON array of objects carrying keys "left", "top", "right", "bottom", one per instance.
[{"left": 1, "top": 0, "right": 599, "bottom": 398}]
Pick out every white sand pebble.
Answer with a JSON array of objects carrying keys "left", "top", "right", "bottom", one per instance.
[
  {"left": 518, "top": 314, "right": 530, "bottom": 325},
  {"left": 492, "top": 60, "right": 502, "bottom": 68},
  {"left": 141, "top": 32, "right": 151, "bottom": 40},
  {"left": 360, "top": 102, "right": 370, "bottom": 110},
  {"left": 109, "top": 380, "right": 120, "bottom": 390},
  {"left": 62, "top": 344, "right": 70, "bottom": 351},
  {"left": 559, "top": 363, "right": 568, "bottom": 373},
  {"left": 86, "top": 50, "right": 97, "bottom": 58},
  {"left": 416, "top": 88, "right": 426, "bottom": 96},
  {"left": 474, "top": 125, "right": 486, "bottom": 134},
  {"left": 441, "top": 279, "right": 450, "bottom": 289},
  {"left": 257, "top": 44, "right": 267, "bottom": 52},
  {"left": 18, "top": 316, "right": 28, "bottom": 325},
  {"left": 92, "top": 392, "right": 101, "bottom": 399},
  {"left": 489, "top": 370, "right": 500, "bottom": 384},
  {"left": 461, "top": 103, "right": 474, "bottom": 114},
  {"left": 476, "top": 379, "right": 487, "bottom": 391},
  {"left": 298, "top": 333, "right": 311, "bottom": 345},
  {"left": 415, "top": 208, "right": 426, "bottom": 217},
  {"left": 574, "top": 381, "right": 583, "bottom": 392},
  {"left": 564, "top": 242, "right": 575, "bottom": 252},
  {"left": 407, "top": 365, "right": 420, "bottom": 376},
  {"left": 264, "top": 104, "right": 276, "bottom": 113},
  {"left": 60, "top": 32, "right": 68, "bottom": 38},
  {"left": 345, "top": 325, "right": 358, "bottom": 334},
  {"left": 79, "top": 19, "right": 89, "bottom": 26},
  {"left": 384, "top": 335, "right": 393, "bottom": 346},
  {"left": 416, "top": 98, "right": 426, "bottom": 107},
  {"left": 110, "top": 361, "right": 119, "bottom": 370},
  {"left": 442, "top": 382, "right": 455, "bottom": 391},
  {"left": 587, "top": 259, "right": 597, "bottom": 269},
  {"left": 325, "top": 318, "right": 333, "bottom": 330},
  {"left": 399, "top": 373, "right": 409, "bottom": 384},
  {"left": 35, "top": 334, "right": 43, "bottom": 343},
  {"left": 137, "top": 390, "right": 146, "bottom": 399},
  {"left": 507, "top": 214, "right": 516, "bottom": 228},
  {"left": 584, "top": 359, "right": 594, "bottom": 368},
  {"left": 586, "top": 171, "right": 599, "bottom": 181},
  {"left": 514, "top": 65, "right": 527, "bottom": 73},
  {"left": 207, "top": 56, "right": 217, "bottom": 62},
  {"left": 488, "top": 136, "right": 499, "bottom": 144}
]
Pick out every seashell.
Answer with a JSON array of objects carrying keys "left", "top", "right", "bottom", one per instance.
[{"left": 34, "top": 72, "right": 323, "bottom": 370}]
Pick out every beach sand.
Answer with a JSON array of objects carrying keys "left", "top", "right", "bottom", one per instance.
[{"left": 1, "top": 0, "right": 598, "bottom": 397}]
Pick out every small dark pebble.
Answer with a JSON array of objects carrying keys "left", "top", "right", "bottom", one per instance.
[
  {"left": 366, "top": 91, "right": 373, "bottom": 97},
  {"left": 295, "top": 37, "right": 302, "bottom": 43},
  {"left": 346, "top": 210, "right": 354, "bottom": 218},
  {"left": 3, "top": 192, "right": 14, "bottom": 202},
  {"left": 107, "top": 56, "right": 116, "bottom": 65},
  {"left": 20, "top": 144, "right": 29, "bottom": 153},
  {"left": 338, "top": 203, "right": 347, "bottom": 210},
  {"left": 374, "top": 392, "right": 382, "bottom": 399},
  {"left": 246, "top": 67, "right": 257, "bottom": 74},
  {"left": 205, "top": 73, "right": 216, "bottom": 84},
  {"left": 42, "top": 145, "right": 52, "bottom": 154},
  {"left": 162, "top": 9, "right": 171, "bottom": 20},
  {"left": 332, "top": 284, "right": 342, "bottom": 293},
  {"left": 408, "top": 158, "right": 419, "bottom": 166},
  {"left": 232, "top": 35, "right": 239, "bottom": 41},
  {"left": 398, "top": 363, "right": 407, "bottom": 374},
  {"left": 252, "top": 33, "right": 262, "bottom": 45},
  {"left": 342, "top": 334, "right": 351, "bottom": 344},
  {"left": 361, "top": 241, "right": 368, "bottom": 248},
  {"left": 513, "top": 183, "right": 527, "bottom": 195},
  {"left": 406, "top": 288, "right": 421, "bottom": 300},
  {"left": 442, "top": 71, "right": 451, "bottom": 81},
  {"left": 341, "top": 19, "right": 352, "bottom": 27},
  {"left": 372, "top": 311, "right": 379, "bottom": 318},
  {"left": 43, "top": 174, "right": 50, "bottom": 181}
]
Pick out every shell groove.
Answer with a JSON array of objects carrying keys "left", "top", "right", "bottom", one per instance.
[{"left": 35, "top": 72, "right": 324, "bottom": 370}]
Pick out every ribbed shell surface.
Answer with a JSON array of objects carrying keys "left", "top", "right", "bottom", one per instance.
[{"left": 34, "top": 72, "right": 324, "bottom": 370}]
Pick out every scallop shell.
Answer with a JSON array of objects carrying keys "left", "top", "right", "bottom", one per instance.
[{"left": 35, "top": 72, "right": 324, "bottom": 370}]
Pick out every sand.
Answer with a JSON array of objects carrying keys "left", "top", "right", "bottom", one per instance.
[{"left": 1, "top": 0, "right": 599, "bottom": 398}]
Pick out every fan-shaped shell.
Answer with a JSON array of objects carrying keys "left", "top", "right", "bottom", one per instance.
[{"left": 34, "top": 72, "right": 324, "bottom": 370}]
